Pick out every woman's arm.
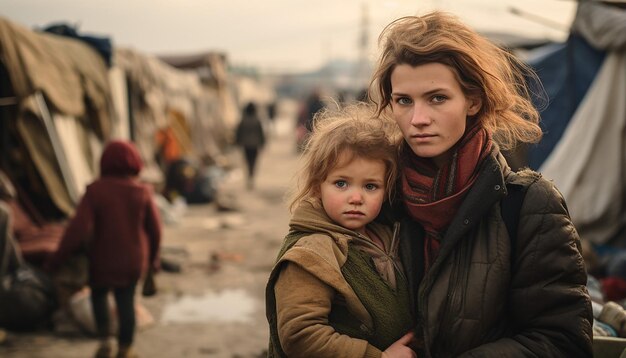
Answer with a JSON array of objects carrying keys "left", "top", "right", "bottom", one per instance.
[{"left": 463, "top": 178, "right": 593, "bottom": 357}]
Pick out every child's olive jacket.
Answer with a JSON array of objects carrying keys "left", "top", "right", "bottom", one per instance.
[
  {"left": 266, "top": 200, "right": 413, "bottom": 358},
  {"left": 396, "top": 149, "right": 593, "bottom": 357}
]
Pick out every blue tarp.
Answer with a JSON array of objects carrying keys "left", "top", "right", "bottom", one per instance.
[
  {"left": 42, "top": 23, "right": 113, "bottom": 67},
  {"left": 526, "top": 34, "right": 606, "bottom": 169}
]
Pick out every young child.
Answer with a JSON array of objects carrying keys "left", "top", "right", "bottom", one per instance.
[
  {"left": 266, "top": 104, "right": 416, "bottom": 358},
  {"left": 46, "top": 140, "right": 162, "bottom": 358}
]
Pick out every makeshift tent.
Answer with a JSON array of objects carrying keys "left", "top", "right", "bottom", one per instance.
[
  {"left": 0, "top": 16, "right": 116, "bottom": 263},
  {"left": 158, "top": 52, "right": 239, "bottom": 141},
  {"left": 526, "top": 2, "right": 626, "bottom": 246},
  {"left": 115, "top": 48, "right": 232, "bottom": 181},
  {"left": 0, "top": 16, "right": 114, "bottom": 216}
]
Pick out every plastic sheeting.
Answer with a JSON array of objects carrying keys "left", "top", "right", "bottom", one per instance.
[{"left": 536, "top": 2, "right": 626, "bottom": 245}]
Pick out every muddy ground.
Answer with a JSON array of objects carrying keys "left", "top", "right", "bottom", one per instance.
[{"left": 0, "top": 106, "right": 301, "bottom": 358}]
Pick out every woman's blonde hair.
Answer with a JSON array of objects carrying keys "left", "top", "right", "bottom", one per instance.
[
  {"left": 288, "top": 103, "right": 400, "bottom": 212},
  {"left": 369, "top": 11, "right": 544, "bottom": 150}
]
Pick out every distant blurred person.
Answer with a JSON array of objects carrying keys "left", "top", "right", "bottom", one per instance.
[
  {"left": 45, "top": 140, "right": 162, "bottom": 358},
  {"left": 235, "top": 102, "right": 266, "bottom": 190},
  {"left": 295, "top": 89, "right": 325, "bottom": 152},
  {"left": 303, "top": 89, "right": 325, "bottom": 132},
  {"left": 266, "top": 100, "right": 279, "bottom": 135},
  {"left": 267, "top": 101, "right": 277, "bottom": 121}
]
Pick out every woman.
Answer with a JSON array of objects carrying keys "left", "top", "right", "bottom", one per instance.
[{"left": 369, "top": 11, "right": 593, "bottom": 357}]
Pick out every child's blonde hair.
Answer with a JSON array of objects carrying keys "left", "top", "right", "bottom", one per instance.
[{"left": 288, "top": 103, "right": 399, "bottom": 212}]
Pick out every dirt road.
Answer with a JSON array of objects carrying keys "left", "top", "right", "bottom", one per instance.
[{"left": 0, "top": 105, "right": 300, "bottom": 358}]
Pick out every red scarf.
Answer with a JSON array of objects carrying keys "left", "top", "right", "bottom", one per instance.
[{"left": 400, "top": 124, "right": 492, "bottom": 272}]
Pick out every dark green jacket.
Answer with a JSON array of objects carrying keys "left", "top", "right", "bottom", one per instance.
[{"left": 397, "top": 148, "right": 593, "bottom": 357}]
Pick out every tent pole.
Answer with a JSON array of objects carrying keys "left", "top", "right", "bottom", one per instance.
[{"left": 34, "top": 91, "right": 79, "bottom": 204}]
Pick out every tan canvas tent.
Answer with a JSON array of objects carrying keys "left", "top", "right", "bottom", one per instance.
[
  {"left": 116, "top": 48, "right": 233, "bottom": 178},
  {"left": 0, "top": 16, "right": 113, "bottom": 217}
]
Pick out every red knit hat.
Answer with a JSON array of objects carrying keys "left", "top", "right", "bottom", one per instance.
[{"left": 100, "top": 140, "right": 143, "bottom": 177}]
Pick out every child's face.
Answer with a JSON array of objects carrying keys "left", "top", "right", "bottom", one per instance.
[
  {"left": 390, "top": 62, "right": 481, "bottom": 167},
  {"left": 319, "top": 153, "right": 386, "bottom": 235}
]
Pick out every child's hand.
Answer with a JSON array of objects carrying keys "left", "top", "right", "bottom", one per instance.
[{"left": 382, "top": 331, "right": 417, "bottom": 358}]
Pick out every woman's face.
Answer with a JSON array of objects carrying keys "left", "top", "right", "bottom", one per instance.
[{"left": 390, "top": 63, "right": 481, "bottom": 167}]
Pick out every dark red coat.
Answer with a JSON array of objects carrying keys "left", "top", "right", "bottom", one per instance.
[{"left": 47, "top": 177, "right": 162, "bottom": 287}]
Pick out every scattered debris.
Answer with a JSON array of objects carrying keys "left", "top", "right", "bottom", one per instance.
[{"left": 160, "top": 257, "right": 182, "bottom": 273}]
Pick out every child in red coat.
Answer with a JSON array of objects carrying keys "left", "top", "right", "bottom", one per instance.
[{"left": 46, "top": 140, "right": 162, "bottom": 358}]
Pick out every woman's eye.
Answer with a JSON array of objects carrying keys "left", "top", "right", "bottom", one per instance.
[
  {"left": 431, "top": 95, "right": 447, "bottom": 103},
  {"left": 334, "top": 180, "right": 347, "bottom": 188},
  {"left": 394, "top": 97, "right": 412, "bottom": 105}
]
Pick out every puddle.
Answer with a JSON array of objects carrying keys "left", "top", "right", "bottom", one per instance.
[
  {"left": 161, "top": 289, "right": 256, "bottom": 324},
  {"left": 182, "top": 215, "right": 244, "bottom": 230},
  {"left": 183, "top": 216, "right": 221, "bottom": 231}
]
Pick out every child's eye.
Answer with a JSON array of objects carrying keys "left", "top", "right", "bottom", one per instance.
[
  {"left": 365, "top": 183, "right": 379, "bottom": 191},
  {"left": 334, "top": 180, "right": 347, "bottom": 188}
]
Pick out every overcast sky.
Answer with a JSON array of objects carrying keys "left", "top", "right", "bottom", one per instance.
[{"left": 1, "top": 0, "right": 577, "bottom": 73}]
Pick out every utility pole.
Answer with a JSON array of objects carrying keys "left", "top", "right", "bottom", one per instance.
[{"left": 355, "top": 2, "right": 370, "bottom": 92}]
